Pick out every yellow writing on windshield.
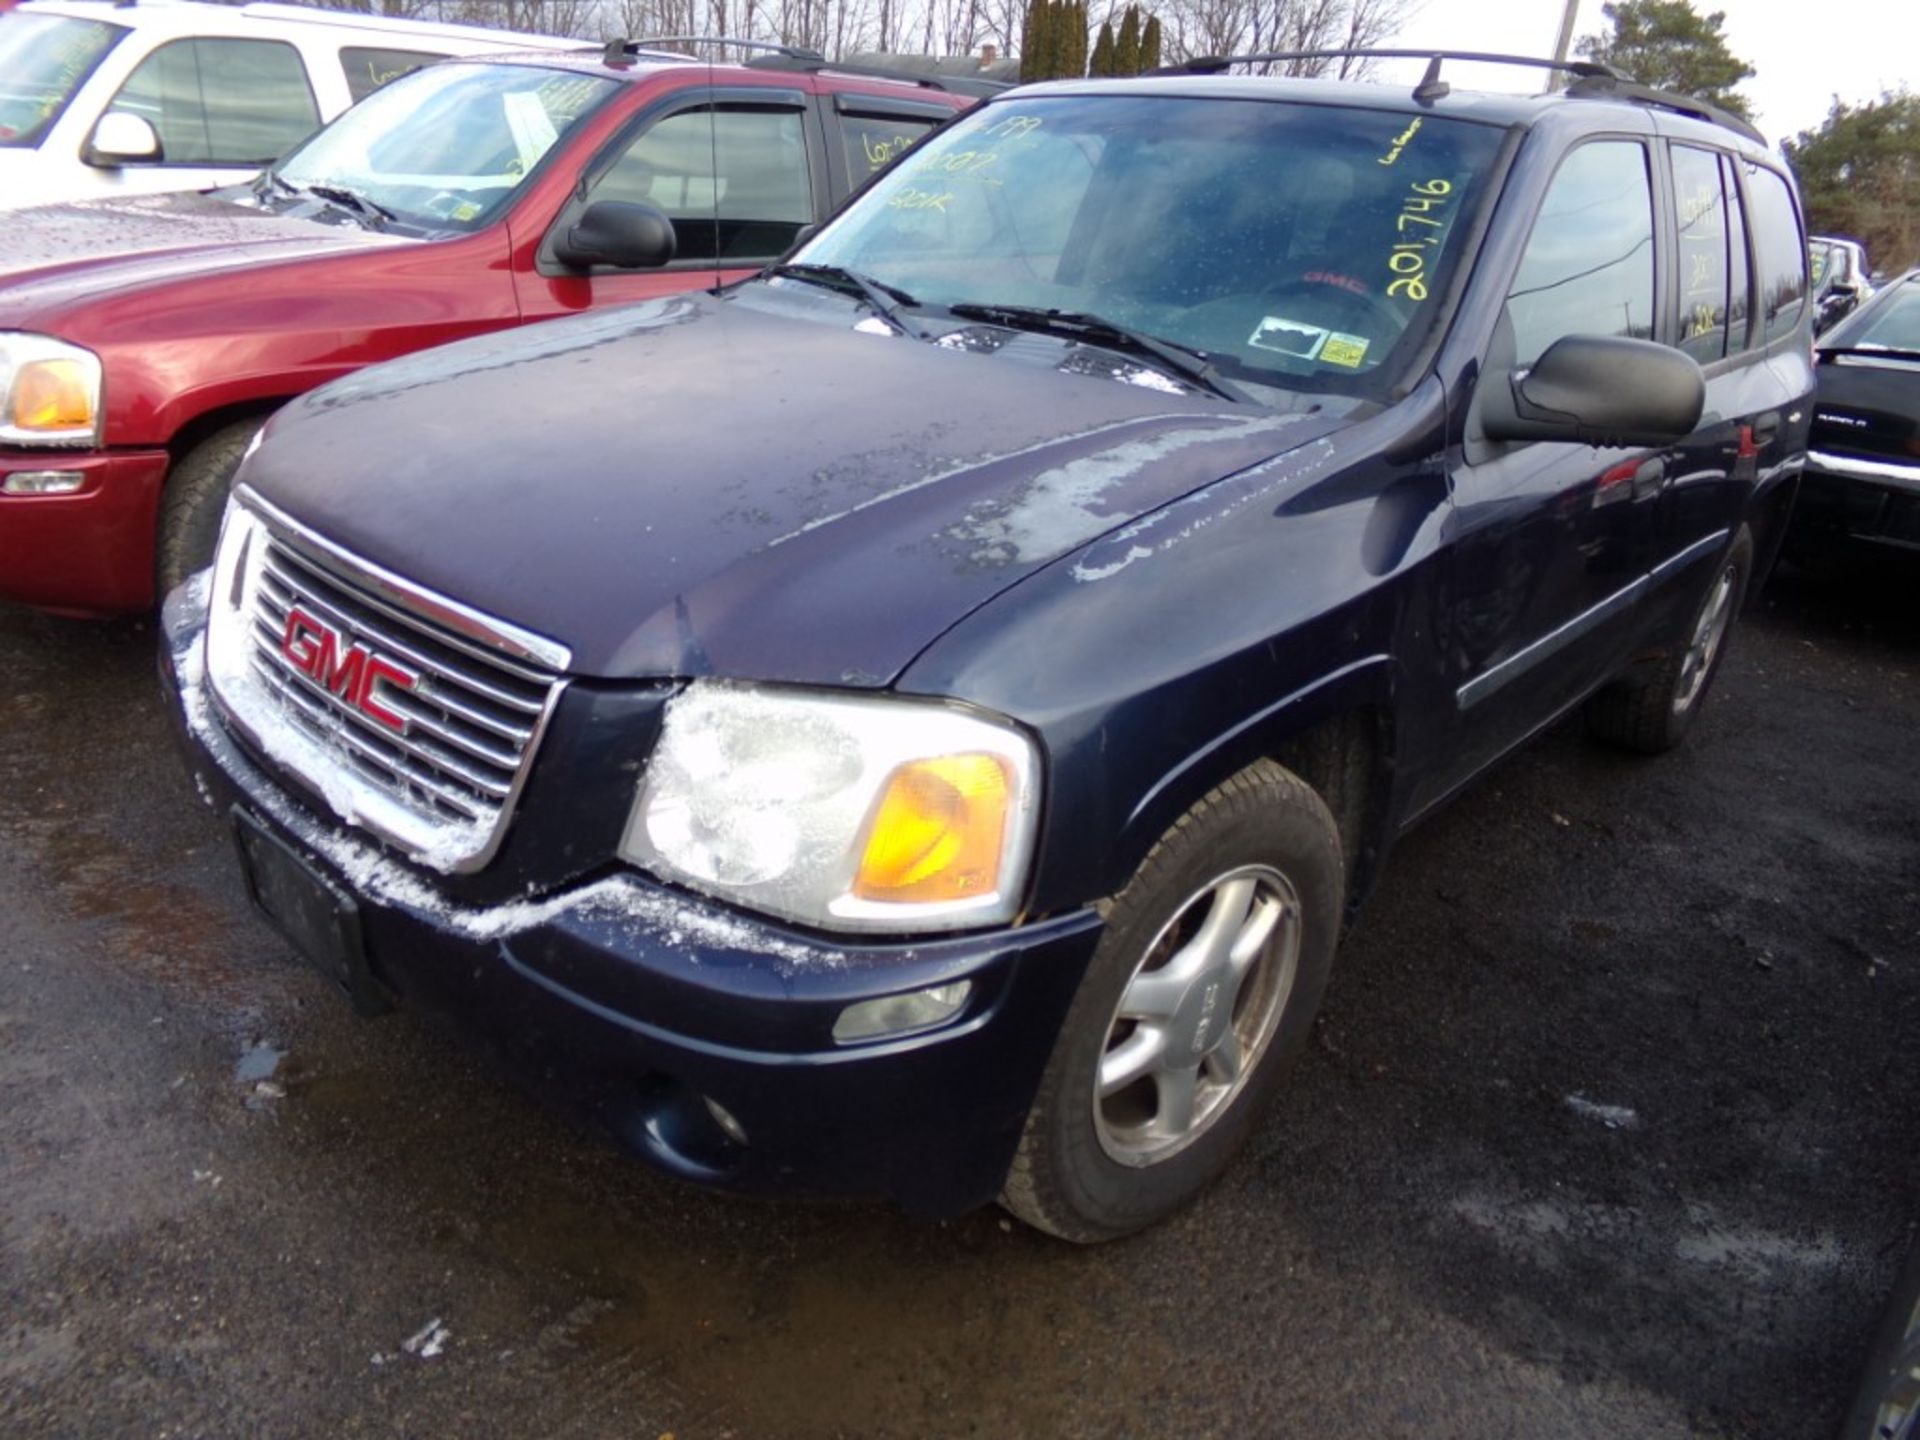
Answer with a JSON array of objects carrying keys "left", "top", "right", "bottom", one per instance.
[
  {"left": 1378, "top": 117, "right": 1422, "bottom": 166},
  {"left": 1385, "top": 178, "right": 1453, "bottom": 302}
]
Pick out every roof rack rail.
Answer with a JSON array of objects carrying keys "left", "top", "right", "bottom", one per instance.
[
  {"left": 594, "top": 36, "right": 823, "bottom": 68},
  {"left": 1153, "top": 48, "right": 1765, "bottom": 143},
  {"left": 743, "top": 51, "right": 1008, "bottom": 96},
  {"left": 1561, "top": 72, "right": 1766, "bottom": 145},
  {"left": 1157, "top": 49, "right": 1626, "bottom": 97}
]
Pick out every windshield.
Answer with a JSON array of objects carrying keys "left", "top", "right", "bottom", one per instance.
[
  {"left": 1828, "top": 279, "right": 1920, "bottom": 353},
  {"left": 274, "top": 61, "right": 616, "bottom": 233},
  {"left": 0, "top": 12, "right": 127, "bottom": 149},
  {"left": 796, "top": 94, "right": 1506, "bottom": 399}
]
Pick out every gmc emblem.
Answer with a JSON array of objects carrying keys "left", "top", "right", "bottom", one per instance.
[{"left": 280, "top": 606, "right": 417, "bottom": 733}]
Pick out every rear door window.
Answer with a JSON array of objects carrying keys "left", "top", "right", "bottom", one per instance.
[
  {"left": 112, "top": 37, "right": 319, "bottom": 165},
  {"left": 1506, "top": 140, "right": 1657, "bottom": 367},
  {"left": 341, "top": 47, "right": 441, "bottom": 104},
  {"left": 839, "top": 110, "right": 940, "bottom": 181},
  {"left": 1671, "top": 144, "right": 1733, "bottom": 363},
  {"left": 1742, "top": 161, "right": 1809, "bottom": 344}
]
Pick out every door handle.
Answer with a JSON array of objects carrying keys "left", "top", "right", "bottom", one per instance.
[
  {"left": 1631, "top": 457, "right": 1667, "bottom": 500},
  {"left": 1752, "top": 412, "right": 1781, "bottom": 445}
]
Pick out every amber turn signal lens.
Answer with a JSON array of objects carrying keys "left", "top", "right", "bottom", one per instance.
[
  {"left": 853, "top": 754, "right": 1010, "bottom": 904},
  {"left": 12, "top": 359, "right": 95, "bottom": 432}
]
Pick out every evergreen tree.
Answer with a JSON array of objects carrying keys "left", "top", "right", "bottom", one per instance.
[
  {"left": 1091, "top": 19, "right": 1115, "bottom": 77},
  {"left": 1019, "top": 0, "right": 1037, "bottom": 82},
  {"left": 1142, "top": 14, "right": 1162, "bottom": 70},
  {"left": 1115, "top": 4, "right": 1141, "bottom": 75},
  {"left": 1068, "top": 1, "right": 1089, "bottom": 78},
  {"left": 1577, "top": 0, "right": 1756, "bottom": 119},
  {"left": 1786, "top": 90, "right": 1920, "bottom": 272}
]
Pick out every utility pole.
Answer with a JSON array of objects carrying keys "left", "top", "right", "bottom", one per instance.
[
  {"left": 1545, "top": 0, "right": 1580, "bottom": 90},
  {"left": 1550, "top": 0, "right": 1580, "bottom": 64}
]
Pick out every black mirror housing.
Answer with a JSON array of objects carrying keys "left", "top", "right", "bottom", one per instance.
[
  {"left": 554, "top": 200, "right": 676, "bottom": 271},
  {"left": 1482, "top": 335, "right": 1706, "bottom": 449}
]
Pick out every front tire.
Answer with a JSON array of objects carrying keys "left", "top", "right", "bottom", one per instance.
[
  {"left": 1585, "top": 524, "right": 1754, "bottom": 755},
  {"left": 1000, "top": 760, "right": 1344, "bottom": 1242},
  {"left": 154, "top": 417, "right": 265, "bottom": 602}
]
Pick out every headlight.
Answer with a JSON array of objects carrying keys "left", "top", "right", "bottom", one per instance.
[
  {"left": 0, "top": 333, "right": 104, "bottom": 447},
  {"left": 621, "top": 682, "right": 1041, "bottom": 934}
]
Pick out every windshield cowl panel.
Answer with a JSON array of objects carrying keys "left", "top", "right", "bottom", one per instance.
[
  {"left": 794, "top": 94, "right": 1506, "bottom": 404},
  {"left": 0, "top": 13, "right": 128, "bottom": 150},
  {"left": 273, "top": 62, "right": 617, "bottom": 235}
]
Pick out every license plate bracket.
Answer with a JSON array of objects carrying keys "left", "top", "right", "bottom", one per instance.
[{"left": 232, "top": 809, "right": 390, "bottom": 1016}]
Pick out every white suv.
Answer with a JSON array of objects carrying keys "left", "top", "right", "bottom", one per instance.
[{"left": 0, "top": 0, "right": 575, "bottom": 209}]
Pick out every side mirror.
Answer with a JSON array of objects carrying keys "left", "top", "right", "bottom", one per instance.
[
  {"left": 1482, "top": 335, "right": 1705, "bottom": 449},
  {"left": 553, "top": 200, "right": 676, "bottom": 271},
  {"left": 85, "top": 111, "right": 163, "bottom": 167}
]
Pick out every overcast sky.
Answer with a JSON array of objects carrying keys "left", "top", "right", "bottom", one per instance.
[{"left": 1379, "top": 0, "right": 1917, "bottom": 147}]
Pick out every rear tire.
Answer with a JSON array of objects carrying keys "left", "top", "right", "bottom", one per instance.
[
  {"left": 154, "top": 418, "right": 265, "bottom": 602},
  {"left": 1000, "top": 760, "right": 1344, "bottom": 1243},
  {"left": 1585, "top": 524, "right": 1753, "bottom": 755}
]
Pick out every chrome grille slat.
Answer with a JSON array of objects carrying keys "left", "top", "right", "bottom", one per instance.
[
  {"left": 257, "top": 562, "right": 547, "bottom": 716},
  {"left": 236, "top": 526, "right": 565, "bottom": 860},
  {"left": 264, "top": 540, "right": 555, "bottom": 686},
  {"left": 247, "top": 618, "right": 517, "bottom": 798},
  {"left": 249, "top": 655, "right": 497, "bottom": 818}
]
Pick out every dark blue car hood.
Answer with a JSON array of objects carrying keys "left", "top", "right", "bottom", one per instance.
[{"left": 246, "top": 289, "right": 1347, "bottom": 683}]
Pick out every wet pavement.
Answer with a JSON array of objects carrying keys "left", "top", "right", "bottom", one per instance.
[{"left": 2, "top": 563, "right": 1916, "bottom": 1439}]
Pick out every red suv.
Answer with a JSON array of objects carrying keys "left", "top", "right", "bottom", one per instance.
[{"left": 0, "top": 40, "right": 980, "bottom": 614}]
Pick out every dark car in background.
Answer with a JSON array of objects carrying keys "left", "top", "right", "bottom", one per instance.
[
  {"left": 1812, "top": 235, "right": 1876, "bottom": 335},
  {"left": 165, "top": 54, "right": 1814, "bottom": 1241},
  {"left": 1787, "top": 270, "right": 1920, "bottom": 568}
]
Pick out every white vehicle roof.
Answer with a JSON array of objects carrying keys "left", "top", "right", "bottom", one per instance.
[{"left": 17, "top": 0, "right": 580, "bottom": 52}]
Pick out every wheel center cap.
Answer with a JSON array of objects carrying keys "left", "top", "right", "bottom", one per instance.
[{"left": 1168, "top": 969, "right": 1230, "bottom": 1058}]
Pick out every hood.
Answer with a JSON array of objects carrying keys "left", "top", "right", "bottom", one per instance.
[
  {"left": 0, "top": 190, "right": 408, "bottom": 316},
  {"left": 246, "top": 288, "right": 1348, "bottom": 685}
]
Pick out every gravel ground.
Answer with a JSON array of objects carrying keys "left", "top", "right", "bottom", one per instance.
[{"left": 1, "top": 561, "right": 1915, "bottom": 1440}]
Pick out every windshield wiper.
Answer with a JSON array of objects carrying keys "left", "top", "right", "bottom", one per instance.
[
  {"left": 763, "top": 262, "right": 928, "bottom": 339},
  {"left": 302, "top": 182, "right": 396, "bottom": 227},
  {"left": 263, "top": 173, "right": 394, "bottom": 229},
  {"left": 944, "top": 303, "right": 1252, "bottom": 404}
]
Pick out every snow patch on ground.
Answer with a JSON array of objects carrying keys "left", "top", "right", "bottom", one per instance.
[{"left": 1564, "top": 1093, "right": 1641, "bottom": 1130}]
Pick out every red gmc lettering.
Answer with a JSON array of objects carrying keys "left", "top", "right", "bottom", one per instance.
[{"left": 280, "top": 607, "right": 414, "bottom": 732}]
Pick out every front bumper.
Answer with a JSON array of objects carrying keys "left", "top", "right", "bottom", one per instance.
[
  {"left": 1790, "top": 450, "right": 1920, "bottom": 557},
  {"left": 0, "top": 448, "right": 172, "bottom": 613},
  {"left": 161, "top": 582, "right": 1102, "bottom": 1217}
]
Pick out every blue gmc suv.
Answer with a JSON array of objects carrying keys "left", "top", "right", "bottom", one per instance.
[{"left": 164, "top": 52, "right": 1815, "bottom": 1241}]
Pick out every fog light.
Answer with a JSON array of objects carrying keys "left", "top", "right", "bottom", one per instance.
[
  {"left": 833, "top": 980, "right": 972, "bottom": 1044},
  {"left": 703, "top": 1094, "right": 748, "bottom": 1145},
  {"left": 2, "top": 470, "right": 85, "bottom": 495}
]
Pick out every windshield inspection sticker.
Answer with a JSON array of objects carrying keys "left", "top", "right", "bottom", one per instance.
[
  {"left": 1249, "top": 316, "right": 1329, "bottom": 359},
  {"left": 1319, "top": 332, "right": 1371, "bottom": 368}
]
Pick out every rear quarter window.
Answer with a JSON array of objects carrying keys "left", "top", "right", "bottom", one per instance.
[
  {"left": 341, "top": 47, "right": 441, "bottom": 104},
  {"left": 1742, "top": 162, "right": 1808, "bottom": 344}
]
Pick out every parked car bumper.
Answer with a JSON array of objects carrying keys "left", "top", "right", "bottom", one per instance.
[
  {"left": 0, "top": 448, "right": 171, "bottom": 613},
  {"left": 160, "top": 581, "right": 1101, "bottom": 1217},
  {"left": 1790, "top": 450, "right": 1920, "bottom": 558}
]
